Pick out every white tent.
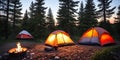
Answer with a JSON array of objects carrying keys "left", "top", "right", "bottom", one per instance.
[{"left": 16, "top": 30, "right": 33, "bottom": 40}]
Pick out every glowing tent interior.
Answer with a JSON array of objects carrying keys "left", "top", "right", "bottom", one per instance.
[
  {"left": 16, "top": 30, "right": 33, "bottom": 40},
  {"left": 78, "top": 27, "right": 115, "bottom": 46},
  {"left": 45, "top": 30, "right": 74, "bottom": 47}
]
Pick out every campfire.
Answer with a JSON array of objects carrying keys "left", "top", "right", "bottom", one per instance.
[
  {"left": 8, "top": 42, "right": 27, "bottom": 53},
  {"left": 8, "top": 42, "right": 27, "bottom": 57}
]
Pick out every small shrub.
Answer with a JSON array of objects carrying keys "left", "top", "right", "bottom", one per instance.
[{"left": 91, "top": 45, "right": 120, "bottom": 60}]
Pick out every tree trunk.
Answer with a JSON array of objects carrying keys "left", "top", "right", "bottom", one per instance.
[
  {"left": 103, "top": 0, "right": 106, "bottom": 22},
  {"left": 12, "top": 1, "right": 16, "bottom": 38},
  {"left": 5, "top": 0, "right": 9, "bottom": 39}
]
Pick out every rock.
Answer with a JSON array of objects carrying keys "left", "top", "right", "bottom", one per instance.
[
  {"left": 44, "top": 46, "right": 56, "bottom": 52},
  {"left": 54, "top": 56, "right": 60, "bottom": 60}
]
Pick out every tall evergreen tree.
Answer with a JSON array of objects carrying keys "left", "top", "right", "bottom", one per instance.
[
  {"left": 29, "top": 1, "right": 35, "bottom": 19},
  {"left": 29, "top": 0, "right": 46, "bottom": 38},
  {"left": 11, "top": 0, "right": 22, "bottom": 28},
  {"left": 22, "top": 10, "right": 29, "bottom": 29},
  {"left": 9, "top": 0, "right": 22, "bottom": 38},
  {"left": 0, "top": 0, "right": 6, "bottom": 39},
  {"left": 116, "top": 5, "right": 120, "bottom": 22},
  {"left": 46, "top": 8, "right": 55, "bottom": 32},
  {"left": 0, "top": 0, "right": 6, "bottom": 18},
  {"left": 57, "top": 0, "right": 79, "bottom": 34},
  {"left": 78, "top": 1, "right": 84, "bottom": 21},
  {"left": 116, "top": 5, "right": 120, "bottom": 37},
  {"left": 46, "top": 8, "right": 54, "bottom": 23},
  {"left": 0, "top": 0, "right": 6, "bottom": 23},
  {"left": 23, "top": 10, "right": 29, "bottom": 21},
  {"left": 27, "top": 1, "right": 35, "bottom": 34},
  {"left": 78, "top": 1, "right": 85, "bottom": 24},
  {"left": 98, "top": 0, "right": 115, "bottom": 33},
  {"left": 79, "top": 0, "right": 98, "bottom": 33},
  {"left": 77, "top": 1, "right": 85, "bottom": 36},
  {"left": 4, "top": 0, "right": 9, "bottom": 39},
  {"left": 84, "top": 0, "right": 97, "bottom": 19},
  {"left": 97, "top": 0, "right": 116, "bottom": 22},
  {"left": 0, "top": 0, "right": 22, "bottom": 39},
  {"left": 0, "top": 0, "right": 15, "bottom": 39}
]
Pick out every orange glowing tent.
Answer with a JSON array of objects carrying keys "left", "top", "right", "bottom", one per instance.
[
  {"left": 45, "top": 30, "right": 74, "bottom": 47},
  {"left": 78, "top": 27, "right": 115, "bottom": 46},
  {"left": 16, "top": 30, "right": 33, "bottom": 40}
]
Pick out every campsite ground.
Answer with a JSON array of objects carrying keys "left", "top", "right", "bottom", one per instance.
[
  {"left": 25, "top": 44, "right": 102, "bottom": 60},
  {"left": 0, "top": 40, "right": 120, "bottom": 60},
  {"left": 0, "top": 41, "right": 106, "bottom": 60}
]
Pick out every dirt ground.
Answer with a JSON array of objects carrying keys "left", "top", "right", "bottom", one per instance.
[
  {"left": 0, "top": 42, "right": 102, "bottom": 60},
  {"left": 25, "top": 44, "right": 102, "bottom": 60}
]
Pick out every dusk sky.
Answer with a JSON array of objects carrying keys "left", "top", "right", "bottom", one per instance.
[{"left": 20, "top": 0, "right": 120, "bottom": 23}]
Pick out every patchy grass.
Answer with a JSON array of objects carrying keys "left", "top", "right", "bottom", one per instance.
[{"left": 91, "top": 45, "right": 120, "bottom": 60}]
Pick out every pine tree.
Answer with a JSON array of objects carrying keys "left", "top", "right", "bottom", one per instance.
[
  {"left": 34, "top": 0, "right": 46, "bottom": 19},
  {"left": 0, "top": 0, "right": 22, "bottom": 39},
  {"left": 78, "top": 1, "right": 85, "bottom": 24},
  {"left": 46, "top": 8, "right": 54, "bottom": 23},
  {"left": 116, "top": 5, "right": 120, "bottom": 37},
  {"left": 46, "top": 8, "right": 55, "bottom": 32},
  {"left": 57, "top": 0, "right": 79, "bottom": 34},
  {"left": 97, "top": 0, "right": 116, "bottom": 22},
  {"left": 5, "top": 0, "right": 9, "bottom": 39},
  {"left": 0, "top": 0, "right": 6, "bottom": 39},
  {"left": 84, "top": 0, "right": 97, "bottom": 19},
  {"left": 26, "top": 1, "right": 35, "bottom": 35},
  {"left": 116, "top": 5, "right": 120, "bottom": 22},
  {"left": 30, "top": 0, "right": 46, "bottom": 38},
  {"left": 79, "top": 0, "right": 98, "bottom": 32},
  {"left": 98, "top": 0, "right": 116, "bottom": 32},
  {"left": 0, "top": 0, "right": 6, "bottom": 24},
  {"left": 0, "top": 0, "right": 6, "bottom": 18},
  {"left": 0, "top": 0, "right": 14, "bottom": 39},
  {"left": 23, "top": 10, "right": 29, "bottom": 21},
  {"left": 9, "top": 0, "right": 22, "bottom": 38},
  {"left": 29, "top": 1, "right": 35, "bottom": 19},
  {"left": 11, "top": 0, "right": 22, "bottom": 28},
  {"left": 77, "top": 1, "right": 85, "bottom": 36},
  {"left": 22, "top": 10, "right": 29, "bottom": 29},
  {"left": 78, "top": 1, "right": 84, "bottom": 21}
]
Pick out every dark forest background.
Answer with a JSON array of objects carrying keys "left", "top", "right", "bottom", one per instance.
[{"left": 0, "top": 0, "right": 120, "bottom": 40}]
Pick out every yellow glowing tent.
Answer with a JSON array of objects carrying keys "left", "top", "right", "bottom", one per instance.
[
  {"left": 78, "top": 27, "right": 115, "bottom": 46},
  {"left": 45, "top": 30, "right": 74, "bottom": 47}
]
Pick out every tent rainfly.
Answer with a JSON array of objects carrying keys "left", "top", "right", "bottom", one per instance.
[
  {"left": 16, "top": 30, "right": 33, "bottom": 40},
  {"left": 45, "top": 30, "right": 74, "bottom": 47},
  {"left": 78, "top": 27, "right": 115, "bottom": 46}
]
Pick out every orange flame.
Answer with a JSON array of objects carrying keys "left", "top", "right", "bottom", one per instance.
[{"left": 16, "top": 42, "right": 22, "bottom": 53}]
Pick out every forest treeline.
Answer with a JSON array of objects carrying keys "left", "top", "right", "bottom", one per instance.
[{"left": 0, "top": 0, "right": 120, "bottom": 40}]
